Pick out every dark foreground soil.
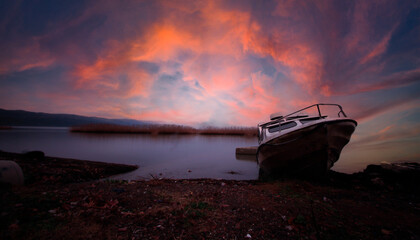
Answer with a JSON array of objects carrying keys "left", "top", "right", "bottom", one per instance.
[{"left": 1, "top": 151, "right": 419, "bottom": 240}]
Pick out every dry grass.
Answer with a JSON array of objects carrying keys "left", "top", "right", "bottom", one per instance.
[
  {"left": 198, "top": 126, "right": 257, "bottom": 136},
  {"left": 70, "top": 124, "right": 257, "bottom": 136}
]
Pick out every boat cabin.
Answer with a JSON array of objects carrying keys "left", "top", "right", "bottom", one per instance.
[{"left": 258, "top": 104, "right": 348, "bottom": 144}]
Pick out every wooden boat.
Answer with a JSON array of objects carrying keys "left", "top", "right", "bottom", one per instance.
[{"left": 257, "top": 104, "right": 357, "bottom": 177}]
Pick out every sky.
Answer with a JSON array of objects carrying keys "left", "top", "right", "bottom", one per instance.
[{"left": 1, "top": 0, "right": 420, "bottom": 161}]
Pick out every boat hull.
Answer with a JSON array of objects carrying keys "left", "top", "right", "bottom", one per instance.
[{"left": 257, "top": 119, "right": 356, "bottom": 177}]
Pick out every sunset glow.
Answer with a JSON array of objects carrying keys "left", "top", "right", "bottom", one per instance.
[{"left": 1, "top": 0, "right": 420, "bottom": 162}]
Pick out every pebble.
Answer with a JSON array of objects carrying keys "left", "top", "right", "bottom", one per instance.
[{"left": 285, "top": 225, "right": 293, "bottom": 231}]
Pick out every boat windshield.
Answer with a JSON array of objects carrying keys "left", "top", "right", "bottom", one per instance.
[{"left": 267, "top": 121, "right": 297, "bottom": 133}]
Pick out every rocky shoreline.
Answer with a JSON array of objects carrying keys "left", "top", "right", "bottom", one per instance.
[{"left": 1, "top": 151, "right": 419, "bottom": 239}]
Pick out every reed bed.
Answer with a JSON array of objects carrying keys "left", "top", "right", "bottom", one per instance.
[
  {"left": 198, "top": 126, "right": 257, "bottom": 136},
  {"left": 70, "top": 124, "right": 257, "bottom": 136}
]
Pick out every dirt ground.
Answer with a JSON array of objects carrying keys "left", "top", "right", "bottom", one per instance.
[{"left": 1, "top": 151, "right": 419, "bottom": 239}]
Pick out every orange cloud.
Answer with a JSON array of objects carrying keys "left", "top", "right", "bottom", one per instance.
[
  {"left": 73, "top": 39, "right": 155, "bottom": 98},
  {"left": 378, "top": 125, "right": 394, "bottom": 135},
  {"left": 65, "top": 0, "right": 416, "bottom": 125},
  {"left": 2, "top": 0, "right": 420, "bottom": 134},
  {"left": 71, "top": 0, "right": 334, "bottom": 125},
  {"left": 70, "top": 0, "right": 264, "bottom": 124},
  {"left": 249, "top": 36, "right": 321, "bottom": 84}
]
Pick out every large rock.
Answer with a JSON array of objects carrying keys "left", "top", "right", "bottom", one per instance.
[
  {"left": 0, "top": 160, "right": 24, "bottom": 185},
  {"left": 362, "top": 162, "right": 420, "bottom": 190}
]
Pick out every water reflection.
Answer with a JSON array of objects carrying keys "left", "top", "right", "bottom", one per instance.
[
  {"left": 0, "top": 127, "right": 258, "bottom": 180},
  {"left": 2, "top": 127, "right": 416, "bottom": 179},
  {"left": 235, "top": 153, "right": 257, "bottom": 162}
]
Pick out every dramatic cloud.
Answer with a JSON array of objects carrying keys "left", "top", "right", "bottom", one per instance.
[{"left": 1, "top": 0, "right": 420, "bottom": 129}]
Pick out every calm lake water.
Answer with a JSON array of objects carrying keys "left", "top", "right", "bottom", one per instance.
[
  {"left": 0, "top": 127, "right": 258, "bottom": 180},
  {"left": 0, "top": 127, "right": 414, "bottom": 180}
]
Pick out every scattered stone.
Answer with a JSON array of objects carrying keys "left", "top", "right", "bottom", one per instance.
[
  {"left": 371, "top": 177, "right": 384, "bottom": 186},
  {"left": 1, "top": 150, "right": 419, "bottom": 240},
  {"left": 112, "top": 188, "right": 126, "bottom": 194}
]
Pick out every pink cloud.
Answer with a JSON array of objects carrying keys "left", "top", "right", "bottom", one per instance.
[
  {"left": 335, "top": 68, "right": 420, "bottom": 96},
  {"left": 0, "top": 39, "right": 56, "bottom": 74},
  {"left": 352, "top": 122, "right": 420, "bottom": 147},
  {"left": 350, "top": 96, "right": 419, "bottom": 122},
  {"left": 360, "top": 25, "right": 397, "bottom": 64},
  {"left": 2, "top": 0, "right": 419, "bottom": 128}
]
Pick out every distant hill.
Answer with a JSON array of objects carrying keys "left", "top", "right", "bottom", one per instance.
[{"left": 0, "top": 109, "right": 152, "bottom": 127}]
